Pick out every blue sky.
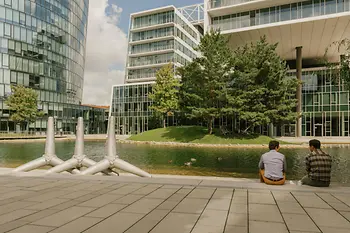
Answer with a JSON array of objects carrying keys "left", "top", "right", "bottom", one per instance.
[{"left": 112, "top": 0, "right": 202, "bottom": 33}]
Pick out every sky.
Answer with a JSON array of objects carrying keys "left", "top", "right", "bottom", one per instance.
[{"left": 82, "top": 0, "right": 201, "bottom": 105}]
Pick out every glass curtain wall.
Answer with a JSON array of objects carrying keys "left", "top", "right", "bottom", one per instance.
[
  {"left": 0, "top": 0, "right": 105, "bottom": 133},
  {"left": 288, "top": 68, "right": 350, "bottom": 137}
]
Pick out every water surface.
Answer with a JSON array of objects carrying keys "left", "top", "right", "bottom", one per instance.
[{"left": 0, "top": 141, "right": 349, "bottom": 183}]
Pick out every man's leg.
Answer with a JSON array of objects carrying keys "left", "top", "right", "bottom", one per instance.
[
  {"left": 301, "top": 175, "right": 312, "bottom": 185},
  {"left": 301, "top": 176, "right": 330, "bottom": 187},
  {"left": 259, "top": 170, "right": 265, "bottom": 183}
]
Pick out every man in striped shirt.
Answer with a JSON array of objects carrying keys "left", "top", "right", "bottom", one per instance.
[{"left": 301, "top": 139, "right": 332, "bottom": 187}]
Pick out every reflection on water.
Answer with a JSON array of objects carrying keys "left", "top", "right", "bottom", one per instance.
[{"left": 0, "top": 141, "right": 349, "bottom": 183}]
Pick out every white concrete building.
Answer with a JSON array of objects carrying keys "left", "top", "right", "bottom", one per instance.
[{"left": 110, "top": 5, "right": 204, "bottom": 135}]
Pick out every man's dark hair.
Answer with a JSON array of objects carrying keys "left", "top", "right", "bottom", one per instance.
[
  {"left": 269, "top": 141, "right": 280, "bottom": 150},
  {"left": 309, "top": 139, "right": 321, "bottom": 149}
]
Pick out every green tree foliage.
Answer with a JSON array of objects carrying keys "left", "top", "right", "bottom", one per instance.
[
  {"left": 149, "top": 64, "right": 180, "bottom": 128},
  {"left": 5, "top": 85, "right": 43, "bottom": 131},
  {"left": 232, "top": 36, "right": 298, "bottom": 132},
  {"left": 179, "top": 32, "right": 298, "bottom": 135},
  {"left": 178, "top": 30, "right": 235, "bottom": 134}
]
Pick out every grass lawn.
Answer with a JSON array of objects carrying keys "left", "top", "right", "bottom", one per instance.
[{"left": 128, "top": 126, "right": 287, "bottom": 145}]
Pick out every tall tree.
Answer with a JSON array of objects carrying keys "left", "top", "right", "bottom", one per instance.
[
  {"left": 5, "top": 85, "right": 44, "bottom": 131},
  {"left": 149, "top": 64, "right": 180, "bottom": 128},
  {"left": 231, "top": 36, "right": 298, "bottom": 133},
  {"left": 178, "top": 30, "right": 235, "bottom": 134}
]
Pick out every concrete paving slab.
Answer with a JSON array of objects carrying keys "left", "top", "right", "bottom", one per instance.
[
  {"left": 172, "top": 198, "right": 209, "bottom": 214},
  {"left": 83, "top": 212, "right": 145, "bottom": 233},
  {"left": 306, "top": 208, "right": 350, "bottom": 229},
  {"left": 248, "top": 192, "right": 276, "bottom": 205},
  {"left": 0, "top": 209, "right": 37, "bottom": 225},
  {"left": 282, "top": 213, "right": 320, "bottom": 232},
  {"left": 1, "top": 174, "right": 350, "bottom": 233},
  {"left": 249, "top": 221, "right": 288, "bottom": 233},
  {"left": 196, "top": 209, "right": 227, "bottom": 227},
  {"left": 32, "top": 206, "right": 95, "bottom": 227},
  {"left": 191, "top": 224, "right": 225, "bottom": 233},
  {"left": 249, "top": 204, "right": 284, "bottom": 222},
  {"left": 124, "top": 210, "right": 169, "bottom": 233},
  {"left": 277, "top": 201, "right": 306, "bottom": 214},
  {"left": 121, "top": 198, "right": 164, "bottom": 214},
  {"left": 18, "top": 209, "right": 61, "bottom": 222},
  {"left": 86, "top": 203, "right": 127, "bottom": 218},
  {"left": 227, "top": 213, "right": 247, "bottom": 227},
  {"left": 48, "top": 216, "right": 102, "bottom": 233},
  {"left": 206, "top": 198, "right": 231, "bottom": 211},
  {"left": 224, "top": 225, "right": 247, "bottom": 233},
  {"left": 149, "top": 212, "right": 199, "bottom": 233},
  {"left": 6, "top": 225, "right": 54, "bottom": 233},
  {"left": 0, "top": 220, "right": 29, "bottom": 233},
  {"left": 293, "top": 194, "right": 332, "bottom": 209}
]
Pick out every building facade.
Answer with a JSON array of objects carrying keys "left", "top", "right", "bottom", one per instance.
[
  {"left": 0, "top": 0, "right": 106, "bottom": 134},
  {"left": 111, "top": 0, "right": 350, "bottom": 137},
  {"left": 205, "top": 0, "right": 350, "bottom": 137},
  {"left": 110, "top": 5, "right": 203, "bottom": 135}
]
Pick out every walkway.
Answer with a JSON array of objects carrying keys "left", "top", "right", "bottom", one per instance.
[{"left": 0, "top": 172, "right": 350, "bottom": 233}]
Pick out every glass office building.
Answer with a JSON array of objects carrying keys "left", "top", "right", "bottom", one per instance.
[
  {"left": 0, "top": 0, "right": 106, "bottom": 134},
  {"left": 206, "top": 0, "right": 350, "bottom": 137},
  {"left": 111, "top": 5, "right": 203, "bottom": 135}
]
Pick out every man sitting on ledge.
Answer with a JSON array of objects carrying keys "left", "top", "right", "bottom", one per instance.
[
  {"left": 259, "top": 141, "right": 287, "bottom": 185},
  {"left": 300, "top": 139, "right": 332, "bottom": 187}
]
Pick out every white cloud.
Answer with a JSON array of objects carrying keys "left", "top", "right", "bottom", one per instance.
[{"left": 83, "top": 0, "right": 128, "bottom": 105}]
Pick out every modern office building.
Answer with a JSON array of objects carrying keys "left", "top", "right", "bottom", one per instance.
[
  {"left": 0, "top": 0, "right": 106, "bottom": 134},
  {"left": 110, "top": 5, "right": 203, "bottom": 135},
  {"left": 205, "top": 0, "right": 350, "bottom": 137},
  {"left": 111, "top": 0, "right": 350, "bottom": 137}
]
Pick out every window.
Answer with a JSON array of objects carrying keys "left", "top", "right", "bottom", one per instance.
[
  {"left": 6, "top": 8, "right": 12, "bottom": 21},
  {"left": 302, "top": 1, "right": 313, "bottom": 18},
  {"left": 4, "top": 0, "right": 11, "bottom": 7},
  {"left": 4, "top": 23, "right": 11, "bottom": 37}
]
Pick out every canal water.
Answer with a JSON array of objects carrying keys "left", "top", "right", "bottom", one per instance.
[{"left": 0, "top": 141, "right": 349, "bottom": 184}]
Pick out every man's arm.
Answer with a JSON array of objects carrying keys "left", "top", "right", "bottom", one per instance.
[
  {"left": 259, "top": 156, "right": 264, "bottom": 169},
  {"left": 283, "top": 156, "right": 287, "bottom": 173},
  {"left": 305, "top": 155, "right": 311, "bottom": 173}
]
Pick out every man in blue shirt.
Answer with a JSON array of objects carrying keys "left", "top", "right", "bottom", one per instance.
[{"left": 259, "top": 141, "right": 287, "bottom": 185}]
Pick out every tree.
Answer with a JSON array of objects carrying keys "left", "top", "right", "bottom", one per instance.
[
  {"left": 231, "top": 36, "right": 298, "bottom": 133},
  {"left": 178, "top": 29, "right": 235, "bottom": 134},
  {"left": 149, "top": 64, "right": 180, "bottom": 128},
  {"left": 5, "top": 85, "right": 43, "bottom": 132},
  {"left": 325, "top": 38, "right": 350, "bottom": 90}
]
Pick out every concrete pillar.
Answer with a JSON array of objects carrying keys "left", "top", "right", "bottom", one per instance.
[{"left": 296, "top": 46, "right": 303, "bottom": 137}]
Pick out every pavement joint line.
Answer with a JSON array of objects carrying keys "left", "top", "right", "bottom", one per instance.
[
  {"left": 290, "top": 192, "right": 323, "bottom": 233},
  {"left": 7, "top": 183, "right": 145, "bottom": 232},
  {"left": 80, "top": 183, "right": 171, "bottom": 233},
  {"left": 189, "top": 187, "right": 217, "bottom": 233},
  {"left": 246, "top": 189, "right": 250, "bottom": 233},
  {"left": 121, "top": 184, "right": 186, "bottom": 232},
  {"left": 330, "top": 193, "right": 350, "bottom": 208},
  {"left": 223, "top": 188, "right": 235, "bottom": 233},
  {"left": 271, "top": 190, "right": 290, "bottom": 233},
  {"left": 316, "top": 193, "right": 350, "bottom": 224},
  {"left": 134, "top": 184, "right": 202, "bottom": 233},
  {"left": 39, "top": 183, "right": 150, "bottom": 233}
]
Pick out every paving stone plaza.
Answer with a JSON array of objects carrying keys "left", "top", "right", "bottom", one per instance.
[{"left": 0, "top": 172, "right": 350, "bottom": 233}]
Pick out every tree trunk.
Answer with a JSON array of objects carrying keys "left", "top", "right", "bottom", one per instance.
[
  {"left": 163, "top": 114, "right": 166, "bottom": 128},
  {"left": 208, "top": 117, "right": 214, "bottom": 135}
]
